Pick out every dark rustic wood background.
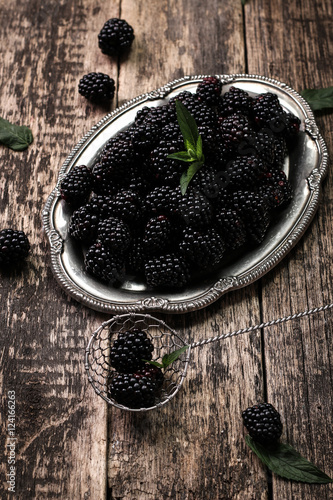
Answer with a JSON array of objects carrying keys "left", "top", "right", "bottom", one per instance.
[{"left": 1, "top": 0, "right": 332, "bottom": 499}]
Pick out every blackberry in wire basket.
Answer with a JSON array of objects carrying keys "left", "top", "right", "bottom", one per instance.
[
  {"left": 110, "top": 329, "right": 154, "bottom": 373},
  {"left": 78, "top": 73, "right": 115, "bottom": 102},
  {"left": 242, "top": 402, "right": 283, "bottom": 445},
  {"left": 98, "top": 18, "right": 135, "bottom": 56},
  {"left": 108, "top": 371, "right": 158, "bottom": 409},
  {"left": 0, "top": 229, "right": 30, "bottom": 266}
]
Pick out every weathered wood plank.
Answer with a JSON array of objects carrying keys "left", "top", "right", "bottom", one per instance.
[
  {"left": 0, "top": 0, "right": 118, "bottom": 498},
  {"left": 107, "top": 1, "right": 268, "bottom": 499},
  {"left": 245, "top": 0, "right": 333, "bottom": 498}
]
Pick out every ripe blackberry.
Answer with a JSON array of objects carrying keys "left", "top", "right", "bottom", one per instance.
[
  {"left": 247, "top": 129, "right": 276, "bottom": 165},
  {"left": 260, "top": 170, "right": 292, "bottom": 209},
  {"left": 145, "top": 253, "right": 190, "bottom": 288},
  {"left": 280, "top": 111, "right": 301, "bottom": 139},
  {"left": 144, "top": 185, "right": 181, "bottom": 217},
  {"left": 215, "top": 208, "right": 247, "bottom": 250},
  {"left": 89, "top": 194, "right": 115, "bottom": 220},
  {"left": 98, "top": 18, "right": 135, "bottom": 55},
  {"left": 232, "top": 190, "right": 271, "bottom": 244},
  {"left": 69, "top": 204, "right": 99, "bottom": 243},
  {"left": 225, "top": 155, "right": 266, "bottom": 191},
  {"left": 100, "top": 136, "right": 135, "bottom": 182},
  {"left": 110, "top": 329, "right": 154, "bottom": 373},
  {"left": 273, "top": 136, "right": 288, "bottom": 169},
  {"left": 219, "top": 113, "right": 253, "bottom": 149},
  {"left": 60, "top": 165, "right": 92, "bottom": 207},
  {"left": 84, "top": 242, "right": 125, "bottom": 284},
  {"left": 111, "top": 189, "right": 143, "bottom": 226},
  {"left": 125, "top": 236, "right": 146, "bottom": 274},
  {"left": 196, "top": 76, "right": 222, "bottom": 106},
  {"left": 219, "top": 86, "right": 253, "bottom": 116},
  {"left": 143, "top": 215, "right": 172, "bottom": 255},
  {"left": 150, "top": 134, "right": 186, "bottom": 186},
  {"left": 177, "top": 188, "right": 213, "bottom": 228},
  {"left": 170, "top": 94, "right": 217, "bottom": 128},
  {"left": 108, "top": 371, "right": 158, "bottom": 409},
  {"left": 0, "top": 229, "right": 30, "bottom": 266},
  {"left": 131, "top": 122, "right": 161, "bottom": 151},
  {"left": 252, "top": 92, "right": 284, "bottom": 127},
  {"left": 242, "top": 402, "right": 283, "bottom": 445},
  {"left": 134, "top": 364, "right": 164, "bottom": 390},
  {"left": 91, "top": 162, "right": 120, "bottom": 196},
  {"left": 144, "top": 104, "right": 177, "bottom": 128},
  {"left": 191, "top": 164, "right": 222, "bottom": 201},
  {"left": 97, "top": 217, "right": 131, "bottom": 251},
  {"left": 78, "top": 73, "right": 115, "bottom": 102},
  {"left": 180, "top": 227, "right": 225, "bottom": 269}
]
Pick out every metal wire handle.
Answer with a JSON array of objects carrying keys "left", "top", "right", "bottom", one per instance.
[{"left": 190, "top": 301, "right": 333, "bottom": 349}]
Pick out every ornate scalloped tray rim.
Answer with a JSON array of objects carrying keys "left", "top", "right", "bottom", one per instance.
[{"left": 42, "top": 74, "right": 329, "bottom": 314}]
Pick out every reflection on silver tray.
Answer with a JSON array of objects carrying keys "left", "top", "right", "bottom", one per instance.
[{"left": 42, "top": 74, "right": 328, "bottom": 314}]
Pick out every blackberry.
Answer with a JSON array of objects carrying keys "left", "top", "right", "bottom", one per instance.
[
  {"left": 84, "top": 242, "right": 125, "bottom": 284},
  {"left": 144, "top": 104, "right": 177, "bottom": 128},
  {"left": 196, "top": 76, "right": 222, "bottom": 106},
  {"left": 177, "top": 188, "right": 213, "bottom": 228},
  {"left": 260, "top": 170, "right": 292, "bottom": 209},
  {"left": 170, "top": 94, "right": 217, "bottom": 128},
  {"left": 125, "top": 236, "right": 146, "bottom": 274},
  {"left": 110, "top": 329, "right": 154, "bottom": 373},
  {"left": 180, "top": 227, "right": 225, "bottom": 269},
  {"left": 91, "top": 162, "right": 120, "bottom": 196},
  {"left": 89, "top": 194, "right": 115, "bottom": 220},
  {"left": 215, "top": 208, "right": 247, "bottom": 250},
  {"left": 134, "top": 364, "right": 164, "bottom": 390},
  {"left": 145, "top": 253, "right": 190, "bottom": 288},
  {"left": 150, "top": 134, "right": 186, "bottom": 186},
  {"left": 246, "top": 129, "right": 276, "bottom": 165},
  {"left": 280, "top": 111, "right": 301, "bottom": 139},
  {"left": 219, "top": 86, "right": 253, "bottom": 116},
  {"left": 144, "top": 185, "right": 181, "bottom": 217},
  {"left": 69, "top": 204, "right": 99, "bottom": 243},
  {"left": 60, "top": 165, "right": 92, "bottom": 207},
  {"left": 191, "top": 164, "right": 222, "bottom": 201},
  {"left": 232, "top": 190, "right": 271, "bottom": 245},
  {"left": 252, "top": 92, "right": 284, "bottom": 127},
  {"left": 273, "top": 136, "right": 288, "bottom": 169},
  {"left": 219, "top": 113, "right": 253, "bottom": 149},
  {"left": 131, "top": 122, "right": 161, "bottom": 151},
  {"left": 143, "top": 215, "right": 172, "bottom": 255},
  {"left": 242, "top": 402, "right": 283, "bottom": 445},
  {"left": 78, "top": 73, "right": 115, "bottom": 102},
  {"left": 0, "top": 229, "right": 30, "bottom": 266},
  {"left": 224, "top": 154, "right": 266, "bottom": 191},
  {"left": 108, "top": 371, "right": 158, "bottom": 409},
  {"left": 97, "top": 217, "right": 131, "bottom": 251},
  {"left": 98, "top": 18, "right": 135, "bottom": 55},
  {"left": 111, "top": 189, "right": 143, "bottom": 226},
  {"left": 100, "top": 136, "right": 135, "bottom": 182}
]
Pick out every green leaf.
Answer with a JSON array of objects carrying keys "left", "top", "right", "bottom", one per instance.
[
  {"left": 196, "top": 135, "right": 203, "bottom": 160},
  {"left": 175, "top": 100, "right": 199, "bottom": 149},
  {"left": 245, "top": 435, "right": 333, "bottom": 483},
  {"left": 300, "top": 86, "right": 333, "bottom": 111},
  {"left": 0, "top": 116, "right": 33, "bottom": 151},
  {"left": 167, "top": 151, "right": 194, "bottom": 162},
  {"left": 143, "top": 359, "right": 164, "bottom": 369},
  {"left": 241, "top": 0, "right": 247, "bottom": 5},
  {"left": 180, "top": 160, "right": 204, "bottom": 195},
  {"left": 162, "top": 345, "right": 190, "bottom": 369}
]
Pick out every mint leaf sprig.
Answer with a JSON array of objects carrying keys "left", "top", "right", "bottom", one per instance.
[
  {"left": 245, "top": 435, "right": 333, "bottom": 484},
  {"left": 0, "top": 116, "right": 33, "bottom": 151},
  {"left": 300, "top": 86, "right": 333, "bottom": 111},
  {"left": 144, "top": 345, "right": 189, "bottom": 370},
  {"left": 167, "top": 100, "right": 205, "bottom": 195}
]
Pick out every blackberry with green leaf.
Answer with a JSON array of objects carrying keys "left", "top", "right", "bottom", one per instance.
[
  {"left": 145, "top": 253, "right": 190, "bottom": 288},
  {"left": 0, "top": 229, "right": 30, "bottom": 266},
  {"left": 98, "top": 18, "right": 135, "bottom": 55},
  {"left": 60, "top": 165, "right": 92, "bottom": 207},
  {"left": 78, "top": 73, "right": 115, "bottom": 102},
  {"left": 242, "top": 402, "right": 283, "bottom": 445},
  {"left": 84, "top": 242, "right": 125, "bottom": 284},
  {"left": 110, "top": 329, "right": 154, "bottom": 373}
]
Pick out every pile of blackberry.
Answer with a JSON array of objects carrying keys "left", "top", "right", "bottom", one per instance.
[
  {"left": 61, "top": 77, "right": 300, "bottom": 289},
  {"left": 108, "top": 329, "right": 164, "bottom": 408}
]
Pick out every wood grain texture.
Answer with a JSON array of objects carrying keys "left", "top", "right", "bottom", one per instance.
[{"left": 245, "top": 0, "right": 333, "bottom": 498}]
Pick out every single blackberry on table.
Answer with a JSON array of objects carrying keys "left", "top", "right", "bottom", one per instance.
[
  {"left": 143, "top": 215, "right": 173, "bottom": 255},
  {"left": 232, "top": 190, "right": 271, "bottom": 245},
  {"left": 196, "top": 76, "right": 222, "bottom": 106},
  {"left": 98, "top": 18, "right": 135, "bottom": 55},
  {"left": 180, "top": 227, "right": 225, "bottom": 269},
  {"left": 84, "top": 242, "right": 125, "bottom": 284},
  {"left": 108, "top": 371, "right": 158, "bottom": 409},
  {"left": 224, "top": 154, "right": 266, "bottom": 191},
  {"left": 60, "top": 165, "right": 92, "bottom": 207},
  {"left": 69, "top": 203, "right": 100, "bottom": 243},
  {"left": 242, "top": 402, "right": 283, "bottom": 445},
  {"left": 97, "top": 217, "right": 131, "bottom": 251},
  {"left": 0, "top": 229, "right": 30, "bottom": 266},
  {"left": 78, "top": 73, "right": 115, "bottom": 102},
  {"left": 219, "top": 86, "right": 253, "bottom": 116},
  {"left": 145, "top": 253, "right": 190, "bottom": 288},
  {"left": 252, "top": 92, "right": 284, "bottom": 127},
  {"left": 215, "top": 208, "right": 247, "bottom": 250},
  {"left": 110, "top": 329, "right": 154, "bottom": 373},
  {"left": 260, "top": 170, "right": 292, "bottom": 209},
  {"left": 219, "top": 113, "right": 253, "bottom": 149}
]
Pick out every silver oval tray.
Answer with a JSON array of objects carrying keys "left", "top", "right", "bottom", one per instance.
[{"left": 42, "top": 74, "right": 328, "bottom": 314}]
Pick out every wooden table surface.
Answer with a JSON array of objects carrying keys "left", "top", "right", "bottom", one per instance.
[{"left": 1, "top": 0, "right": 333, "bottom": 499}]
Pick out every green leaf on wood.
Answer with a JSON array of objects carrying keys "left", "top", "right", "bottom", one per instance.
[
  {"left": 0, "top": 116, "right": 33, "bottom": 151},
  {"left": 245, "top": 435, "right": 333, "bottom": 483},
  {"left": 300, "top": 86, "right": 333, "bottom": 111},
  {"left": 162, "top": 345, "right": 189, "bottom": 369}
]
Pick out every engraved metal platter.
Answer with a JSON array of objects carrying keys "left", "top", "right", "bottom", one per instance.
[{"left": 42, "top": 74, "right": 328, "bottom": 314}]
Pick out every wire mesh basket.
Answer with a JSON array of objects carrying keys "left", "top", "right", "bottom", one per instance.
[{"left": 85, "top": 313, "right": 191, "bottom": 411}]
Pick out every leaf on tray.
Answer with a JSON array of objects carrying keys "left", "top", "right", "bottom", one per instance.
[
  {"left": 0, "top": 116, "right": 33, "bottom": 151},
  {"left": 300, "top": 86, "right": 333, "bottom": 111},
  {"left": 245, "top": 435, "right": 333, "bottom": 483}
]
